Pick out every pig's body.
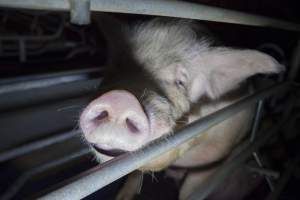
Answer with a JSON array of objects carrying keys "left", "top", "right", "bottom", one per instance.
[{"left": 80, "top": 16, "right": 283, "bottom": 199}]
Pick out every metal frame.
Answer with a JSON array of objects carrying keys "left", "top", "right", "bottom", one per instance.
[
  {"left": 0, "top": 1, "right": 299, "bottom": 199},
  {"left": 0, "top": 130, "right": 79, "bottom": 162},
  {"left": 0, "top": 68, "right": 102, "bottom": 94},
  {"left": 39, "top": 83, "right": 291, "bottom": 200},
  {"left": 1, "top": 149, "right": 90, "bottom": 200},
  {"left": 265, "top": 153, "right": 300, "bottom": 200},
  {"left": 0, "top": 0, "right": 300, "bottom": 31}
]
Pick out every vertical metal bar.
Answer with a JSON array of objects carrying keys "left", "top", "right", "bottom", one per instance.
[
  {"left": 253, "top": 152, "right": 275, "bottom": 191},
  {"left": 250, "top": 100, "right": 275, "bottom": 190},
  {"left": 288, "top": 38, "right": 300, "bottom": 80},
  {"left": 70, "top": 0, "right": 90, "bottom": 25},
  {"left": 19, "top": 39, "right": 26, "bottom": 62},
  {"left": 250, "top": 100, "right": 264, "bottom": 142}
]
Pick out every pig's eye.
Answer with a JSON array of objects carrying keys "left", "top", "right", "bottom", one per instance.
[{"left": 175, "top": 79, "right": 186, "bottom": 90}]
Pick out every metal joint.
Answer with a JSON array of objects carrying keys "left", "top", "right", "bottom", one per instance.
[{"left": 70, "top": 0, "right": 90, "bottom": 25}]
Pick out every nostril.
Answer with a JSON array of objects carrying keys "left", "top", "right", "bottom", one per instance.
[
  {"left": 94, "top": 110, "right": 109, "bottom": 121},
  {"left": 126, "top": 118, "right": 140, "bottom": 133}
]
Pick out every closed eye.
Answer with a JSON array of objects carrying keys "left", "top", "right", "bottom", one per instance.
[{"left": 175, "top": 79, "right": 186, "bottom": 90}]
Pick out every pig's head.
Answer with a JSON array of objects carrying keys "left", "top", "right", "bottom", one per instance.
[{"left": 80, "top": 18, "right": 283, "bottom": 164}]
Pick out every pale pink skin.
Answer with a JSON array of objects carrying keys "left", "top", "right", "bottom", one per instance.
[{"left": 80, "top": 90, "right": 170, "bottom": 153}]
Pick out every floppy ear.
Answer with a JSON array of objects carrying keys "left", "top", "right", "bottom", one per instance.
[{"left": 188, "top": 48, "right": 284, "bottom": 101}]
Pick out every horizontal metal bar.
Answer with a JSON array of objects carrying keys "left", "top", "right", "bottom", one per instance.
[
  {"left": 0, "top": 130, "right": 79, "bottom": 162},
  {"left": 1, "top": 148, "right": 90, "bottom": 200},
  {"left": 0, "top": 67, "right": 102, "bottom": 85},
  {"left": 0, "top": 0, "right": 300, "bottom": 32},
  {"left": 0, "top": 68, "right": 101, "bottom": 95},
  {"left": 0, "top": 79, "right": 100, "bottom": 112},
  {"left": 0, "top": 76, "right": 90, "bottom": 94},
  {"left": 39, "top": 82, "right": 290, "bottom": 200}
]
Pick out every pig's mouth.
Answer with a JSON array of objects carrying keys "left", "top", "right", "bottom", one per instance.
[{"left": 91, "top": 143, "right": 128, "bottom": 157}]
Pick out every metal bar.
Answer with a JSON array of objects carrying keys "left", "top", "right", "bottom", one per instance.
[
  {"left": 250, "top": 100, "right": 264, "bottom": 142},
  {"left": 70, "top": 0, "right": 90, "bottom": 25},
  {"left": 0, "top": 0, "right": 300, "bottom": 32},
  {"left": 249, "top": 100, "right": 275, "bottom": 190},
  {"left": 0, "top": 68, "right": 102, "bottom": 94},
  {"left": 265, "top": 158, "right": 300, "bottom": 200},
  {"left": 187, "top": 116, "right": 291, "bottom": 200},
  {"left": 39, "top": 82, "right": 290, "bottom": 200},
  {"left": 0, "top": 75, "right": 90, "bottom": 94},
  {"left": 1, "top": 148, "right": 90, "bottom": 200},
  {"left": 253, "top": 152, "right": 275, "bottom": 191},
  {"left": 0, "top": 15, "right": 65, "bottom": 41},
  {"left": 0, "top": 67, "right": 101, "bottom": 85},
  {"left": 288, "top": 38, "right": 300, "bottom": 80},
  {"left": 246, "top": 165, "right": 280, "bottom": 179},
  {"left": 19, "top": 39, "right": 26, "bottom": 62},
  {"left": 0, "top": 130, "right": 79, "bottom": 162}
]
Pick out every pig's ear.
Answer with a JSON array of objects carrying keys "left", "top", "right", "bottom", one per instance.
[{"left": 189, "top": 48, "right": 284, "bottom": 101}]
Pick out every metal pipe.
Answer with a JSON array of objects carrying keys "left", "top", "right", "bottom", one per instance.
[
  {"left": 253, "top": 152, "right": 275, "bottom": 191},
  {"left": 1, "top": 148, "right": 90, "bottom": 200},
  {"left": 0, "top": 68, "right": 102, "bottom": 94},
  {"left": 249, "top": 100, "right": 275, "bottom": 191},
  {"left": 39, "top": 82, "right": 290, "bottom": 200},
  {"left": 0, "top": 0, "right": 300, "bottom": 32},
  {"left": 0, "top": 130, "right": 79, "bottom": 162},
  {"left": 0, "top": 75, "right": 90, "bottom": 94},
  {"left": 0, "top": 15, "right": 64, "bottom": 41},
  {"left": 250, "top": 100, "right": 264, "bottom": 142},
  {"left": 246, "top": 165, "right": 280, "bottom": 179},
  {"left": 70, "top": 0, "right": 90, "bottom": 25},
  {"left": 0, "top": 67, "right": 101, "bottom": 85},
  {"left": 288, "top": 38, "right": 300, "bottom": 80}
]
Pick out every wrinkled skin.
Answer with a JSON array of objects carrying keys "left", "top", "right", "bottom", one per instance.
[{"left": 79, "top": 15, "right": 283, "bottom": 199}]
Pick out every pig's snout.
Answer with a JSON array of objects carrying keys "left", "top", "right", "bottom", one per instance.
[{"left": 80, "top": 90, "right": 150, "bottom": 154}]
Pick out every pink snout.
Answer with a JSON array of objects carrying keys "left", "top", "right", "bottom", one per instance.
[{"left": 80, "top": 90, "right": 150, "bottom": 154}]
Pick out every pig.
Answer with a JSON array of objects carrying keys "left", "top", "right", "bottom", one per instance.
[{"left": 79, "top": 15, "right": 283, "bottom": 200}]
